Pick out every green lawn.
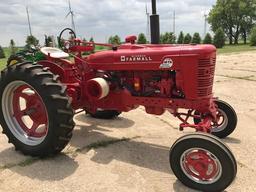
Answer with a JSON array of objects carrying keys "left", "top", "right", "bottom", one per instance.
[
  {"left": 0, "top": 48, "right": 10, "bottom": 70},
  {"left": 217, "top": 44, "right": 256, "bottom": 54}
]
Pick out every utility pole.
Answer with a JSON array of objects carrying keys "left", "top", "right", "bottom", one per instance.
[
  {"left": 173, "top": 10, "right": 176, "bottom": 35},
  {"left": 150, "top": 0, "right": 160, "bottom": 44},
  {"left": 204, "top": 13, "right": 207, "bottom": 37},
  {"left": 26, "top": 6, "right": 32, "bottom": 36},
  {"left": 146, "top": 4, "right": 150, "bottom": 42}
]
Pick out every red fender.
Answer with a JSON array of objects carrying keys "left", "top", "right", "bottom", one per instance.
[{"left": 37, "top": 60, "right": 66, "bottom": 81}]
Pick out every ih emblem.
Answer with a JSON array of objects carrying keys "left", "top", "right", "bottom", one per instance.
[{"left": 160, "top": 58, "right": 173, "bottom": 69}]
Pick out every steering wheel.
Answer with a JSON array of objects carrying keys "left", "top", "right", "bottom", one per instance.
[{"left": 58, "top": 28, "right": 77, "bottom": 51}]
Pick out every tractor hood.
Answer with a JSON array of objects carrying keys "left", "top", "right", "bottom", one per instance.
[{"left": 86, "top": 44, "right": 216, "bottom": 71}]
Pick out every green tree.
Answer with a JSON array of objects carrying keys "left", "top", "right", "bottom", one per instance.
[
  {"left": 0, "top": 46, "right": 5, "bottom": 59},
  {"left": 250, "top": 27, "right": 256, "bottom": 46},
  {"left": 203, "top": 33, "right": 213, "bottom": 44},
  {"left": 208, "top": 0, "right": 256, "bottom": 45},
  {"left": 137, "top": 33, "right": 147, "bottom": 44},
  {"left": 89, "top": 37, "right": 94, "bottom": 42},
  {"left": 89, "top": 37, "right": 95, "bottom": 53},
  {"left": 108, "top": 35, "right": 121, "bottom": 45},
  {"left": 160, "top": 32, "right": 176, "bottom": 44},
  {"left": 192, "top": 32, "right": 201, "bottom": 44},
  {"left": 9, "top": 39, "right": 17, "bottom": 55},
  {"left": 184, "top": 33, "right": 192, "bottom": 44},
  {"left": 213, "top": 28, "right": 226, "bottom": 48},
  {"left": 25, "top": 35, "right": 39, "bottom": 49},
  {"left": 177, "top": 31, "right": 184, "bottom": 44}
]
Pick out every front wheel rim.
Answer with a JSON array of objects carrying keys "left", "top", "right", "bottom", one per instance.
[
  {"left": 212, "top": 109, "right": 228, "bottom": 133},
  {"left": 2, "top": 81, "right": 49, "bottom": 146},
  {"left": 180, "top": 148, "right": 222, "bottom": 184}
]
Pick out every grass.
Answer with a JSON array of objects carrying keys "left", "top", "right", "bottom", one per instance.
[
  {"left": 0, "top": 48, "right": 10, "bottom": 70},
  {"left": 217, "top": 44, "right": 256, "bottom": 54},
  {"left": 0, "top": 157, "right": 38, "bottom": 170},
  {"left": 75, "top": 137, "right": 132, "bottom": 153}
]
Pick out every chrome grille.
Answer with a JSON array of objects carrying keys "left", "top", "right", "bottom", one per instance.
[{"left": 197, "top": 57, "right": 216, "bottom": 97}]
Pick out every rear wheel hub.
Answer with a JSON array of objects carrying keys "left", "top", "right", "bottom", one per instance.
[{"left": 2, "top": 81, "right": 48, "bottom": 145}]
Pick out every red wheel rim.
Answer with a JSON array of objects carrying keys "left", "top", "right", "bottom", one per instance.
[
  {"left": 2, "top": 81, "right": 49, "bottom": 146},
  {"left": 12, "top": 85, "right": 48, "bottom": 138},
  {"left": 180, "top": 148, "right": 222, "bottom": 184}
]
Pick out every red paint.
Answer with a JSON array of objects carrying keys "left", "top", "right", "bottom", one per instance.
[
  {"left": 183, "top": 149, "right": 219, "bottom": 181},
  {"left": 12, "top": 85, "right": 48, "bottom": 137},
  {"left": 39, "top": 37, "right": 218, "bottom": 133}
]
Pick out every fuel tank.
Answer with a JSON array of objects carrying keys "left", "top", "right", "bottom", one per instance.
[{"left": 86, "top": 44, "right": 216, "bottom": 71}]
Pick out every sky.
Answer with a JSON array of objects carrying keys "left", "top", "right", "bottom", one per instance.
[{"left": 0, "top": 0, "right": 216, "bottom": 47}]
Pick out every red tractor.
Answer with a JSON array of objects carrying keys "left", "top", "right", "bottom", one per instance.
[{"left": 0, "top": 27, "right": 237, "bottom": 192}]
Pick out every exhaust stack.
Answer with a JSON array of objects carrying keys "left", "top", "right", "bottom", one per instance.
[{"left": 150, "top": 0, "right": 160, "bottom": 44}]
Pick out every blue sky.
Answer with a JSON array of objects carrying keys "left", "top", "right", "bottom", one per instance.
[{"left": 0, "top": 0, "right": 216, "bottom": 46}]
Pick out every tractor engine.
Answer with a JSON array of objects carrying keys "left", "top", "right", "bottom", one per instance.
[
  {"left": 115, "top": 71, "right": 183, "bottom": 98},
  {"left": 86, "top": 70, "right": 184, "bottom": 100}
]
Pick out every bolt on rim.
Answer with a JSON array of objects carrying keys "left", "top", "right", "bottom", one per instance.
[{"left": 2, "top": 81, "right": 49, "bottom": 146}]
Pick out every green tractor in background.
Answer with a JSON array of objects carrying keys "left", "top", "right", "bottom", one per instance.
[
  {"left": 7, "top": 46, "right": 45, "bottom": 66},
  {"left": 7, "top": 29, "right": 76, "bottom": 66}
]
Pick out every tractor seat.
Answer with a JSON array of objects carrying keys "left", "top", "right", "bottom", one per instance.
[{"left": 40, "top": 47, "right": 69, "bottom": 59}]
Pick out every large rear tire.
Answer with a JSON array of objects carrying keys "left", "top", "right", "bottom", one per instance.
[
  {"left": 170, "top": 133, "right": 237, "bottom": 192},
  {"left": 0, "top": 62, "right": 75, "bottom": 157}
]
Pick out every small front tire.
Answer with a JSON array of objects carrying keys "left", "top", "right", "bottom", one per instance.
[
  {"left": 170, "top": 133, "right": 237, "bottom": 192},
  {"left": 194, "top": 100, "right": 237, "bottom": 138}
]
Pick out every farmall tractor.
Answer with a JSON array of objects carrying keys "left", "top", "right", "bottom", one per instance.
[
  {"left": 0, "top": 28, "right": 237, "bottom": 191},
  {"left": 0, "top": 5, "right": 238, "bottom": 192}
]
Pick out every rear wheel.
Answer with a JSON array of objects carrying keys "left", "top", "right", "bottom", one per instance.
[
  {"left": 7, "top": 55, "right": 24, "bottom": 66},
  {"left": 87, "top": 110, "right": 121, "bottom": 119},
  {"left": 0, "top": 62, "right": 75, "bottom": 156},
  {"left": 170, "top": 133, "right": 237, "bottom": 192},
  {"left": 194, "top": 100, "right": 237, "bottom": 138}
]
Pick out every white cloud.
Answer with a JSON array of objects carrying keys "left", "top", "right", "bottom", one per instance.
[{"left": 0, "top": 0, "right": 216, "bottom": 46}]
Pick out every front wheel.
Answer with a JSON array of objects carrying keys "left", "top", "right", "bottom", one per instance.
[
  {"left": 170, "top": 133, "right": 237, "bottom": 192},
  {"left": 0, "top": 62, "right": 75, "bottom": 157},
  {"left": 194, "top": 100, "right": 237, "bottom": 138}
]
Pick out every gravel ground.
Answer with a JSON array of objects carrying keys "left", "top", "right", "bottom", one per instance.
[{"left": 0, "top": 51, "right": 256, "bottom": 192}]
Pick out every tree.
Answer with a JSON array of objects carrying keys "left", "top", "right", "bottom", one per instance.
[
  {"left": 240, "top": 0, "right": 256, "bottom": 44},
  {"left": 203, "top": 33, "right": 213, "bottom": 44},
  {"left": 160, "top": 32, "right": 176, "bottom": 44},
  {"left": 177, "top": 31, "right": 184, "bottom": 44},
  {"left": 250, "top": 27, "right": 256, "bottom": 46},
  {"left": 0, "top": 46, "right": 5, "bottom": 59},
  {"left": 208, "top": 0, "right": 256, "bottom": 45},
  {"left": 137, "top": 33, "right": 147, "bottom": 44},
  {"left": 25, "top": 35, "right": 39, "bottom": 49},
  {"left": 89, "top": 37, "right": 94, "bottom": 42},
  {"left": 9, "top": 39, "right": 17, "bottom": 55},
  {"left": 192, "top": 32, "right": 201, "bottom": 44},
  {"left": 213, "top": 28, "right": 226, "bottom": 48},
  {"left": 108, "top": 35, "right": 121, "bottom": 45},
  {"left": 184, "top": 33, "right": 192, "bottom": 44}
]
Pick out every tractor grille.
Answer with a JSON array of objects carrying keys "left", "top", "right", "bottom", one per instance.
[{"left": 197, "top": 57, "right": 216, "bottom": 97}]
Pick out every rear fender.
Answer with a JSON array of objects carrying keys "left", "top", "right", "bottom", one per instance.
[{"left": 37, "top": 60, "right": 66, "bottom": 81}]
